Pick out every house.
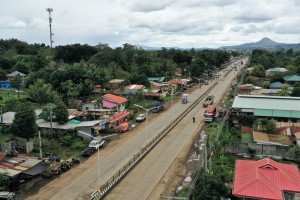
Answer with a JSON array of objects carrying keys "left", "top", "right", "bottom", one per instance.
[
  {"left": 269, "top": 82, "right": 283, "bottom": 89},
  {"left": 107, "top": 79, "right": 125, "bottom": 90},
  {"left": 94, "top": 85, "right": 102, "bottom": 93},
  {"left": 284, "top": 75, "right": 300, "bottom": 85},
  {"left": 276, "top": 124, "right": 300, "bottom": 146},
  {"left": 232, "top": 95, "right": 300, "bottom": 119},
  {"left": 124, "top": 84, "right": 144, "bottom": 95},
  {"left": 0, "top": 153, "right": 49, "bottom": 178},
  {"left": 238, "top": 84, "right": 253, "bottom": 94},
  {"left": 6, "top": 71, "right": 27, "bottom": 80},
  {"left": 253, "top": 131, "right": 292, "bottom": 146},
  {"left": 265, "top": 68, "right": 287, "bottom": 76},
  {"left": 250, "top": 88, "right": 280, "bottom": 96},
  {"left": 147, "top": 77, "right": 166, "bottom": 83},
  {"left": 108, "top": 111, "right": 130, "bottom": 127},
  {"left": 233, "top": 158, "right": 300, "bottom": 200},
  {"left": 81, "top": 100, "right": 99, "bottom": 112},
  {"left": 102, "top": 93, "right": 127, "bottom": 111},
  {"left": 0, "top": 81, "right": 12, "bottom": 90}
]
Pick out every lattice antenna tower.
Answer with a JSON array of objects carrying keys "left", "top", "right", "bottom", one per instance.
[{"left": 46, "top": 8, "right": 54, "bottom": 58}]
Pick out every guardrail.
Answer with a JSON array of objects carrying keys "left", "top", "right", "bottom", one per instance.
[{"left": 91, "top": 82, "right": 219, "bottom": 200}]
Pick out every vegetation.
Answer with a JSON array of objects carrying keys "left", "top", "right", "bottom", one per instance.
[{"left": 0, "top": 172, "right": 11, "bottom": 190}]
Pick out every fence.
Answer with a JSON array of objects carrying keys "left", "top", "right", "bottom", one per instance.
[
  {"left": 91, "top": 82, "right": 219, "bottom": 200},
  {"left": 226, "top": 143, "right": 291, "bottom": 158}
]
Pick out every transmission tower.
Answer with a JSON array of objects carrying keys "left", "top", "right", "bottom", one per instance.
[{"left": 46, "top": 8, "right": 54, "bottom": 58}]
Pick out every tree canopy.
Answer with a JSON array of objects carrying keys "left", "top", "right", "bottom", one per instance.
[{"left": 10, "top": 103, "right": 37, "bottom": 140}]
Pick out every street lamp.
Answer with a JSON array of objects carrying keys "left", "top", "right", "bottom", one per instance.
[{"left": 134, "top": 104, "right": 149, "bottom": 144}]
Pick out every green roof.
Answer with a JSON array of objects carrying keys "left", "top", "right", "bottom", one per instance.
[
  {"left": 283, "top": 75, "right": 300, "bottom": 82},
  {"left": 68, "top": 119, "right": 81, "bottom": 124},
  {"left": 232, "top": 95, "right": 300, "bottom": 111},
  {"left": 148, "top": 77, "right": 166, "bottom": 83}
]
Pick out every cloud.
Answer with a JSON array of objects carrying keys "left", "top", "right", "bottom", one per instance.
[
  {"left": 129, "top": 0, "right": 175, "bottom": 12},
  {"left": 0, "top": 0, "right": 299, "bottom": 48},
  {"left": 0, "top": 17, "right": 26, "bottom": 29}
]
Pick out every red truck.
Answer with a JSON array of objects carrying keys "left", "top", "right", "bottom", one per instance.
[{"left": 204, "top": 105, "right": 216, "bottom": 123}]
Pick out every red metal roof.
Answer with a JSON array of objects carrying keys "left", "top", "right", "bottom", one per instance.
[
  {"left": 109, "top": 111, "right": 130, "bottom": 123},
  {"left": 233, "top": 158, "right": 300, "bottom": 200},
  {"left": 103, "top": 93, "right": 127, "bottom": 104}
]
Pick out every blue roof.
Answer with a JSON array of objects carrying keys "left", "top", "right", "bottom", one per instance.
[{"left": 269, "top": 82, "right": 283, "bottom": 89}]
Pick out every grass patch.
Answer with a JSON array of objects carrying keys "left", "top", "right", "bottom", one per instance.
[
  {"left": 242, "top": 133, "right": 254, "bottom": 143},
  {"left": 0, "top": 90, "right": 27, "bottom": 104},
  {"left": 30, "top": 134, "right": 89, "bottom": 159}
]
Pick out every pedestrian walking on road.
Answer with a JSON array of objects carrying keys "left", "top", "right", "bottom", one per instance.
[{"left": 193, "top": 117, "right": 195, "bottom": 123}]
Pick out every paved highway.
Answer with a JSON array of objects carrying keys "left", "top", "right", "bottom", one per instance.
[
  {"left": 26, "top": 57, "right": 247, "bottom": 200},
  {"left": 105, "top": 58, "right": 247, "bottom": 200}
]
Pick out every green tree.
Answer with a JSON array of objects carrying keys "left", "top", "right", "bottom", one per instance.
[
  {"left": 278, "top": 83, "right": 290, "bottom": 96},
  {"left": 60, "top": 80, "right": 83, "bottom": 102},
  {"left": 0, "top": 172, "right": 11, "bottom": 190},
  {"left": 291, "top": 83, "right": 300, "bottom": 97},
  {"left": 251, "top": 65, "right": 265, "bottom": 77},
  {"left": 10, "top": 74, "right": 23, "bottom": 98},
  {"left": 262, "top": 81, "right": 270, "bottom": 89},
  {"left": 39, "top": 103, "right": 56, "bottom": 121},
  {"left": 191, "top": 168, "right": 230, "bottom": 200},
  {"left": 27, "top": 79, "right": 60, "bottom": 104},
  {"left": 10, "top": 103, "right": 37, "bottom": 141},
  {"left": 53, "top": 101, "right": 68, "bottom": 124}
]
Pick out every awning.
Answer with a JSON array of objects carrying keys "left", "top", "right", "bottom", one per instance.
[
  {"left": 68, "top": 119, "right": 81, "bottom": 124},
  {"left": 22, "top": 162, "right": 49, "bottom": 176},
  {"left": 103, "top": 100, "right": 118, "bottom": 108},
  {"left": 109, "top": 112, "right": 130, "bottom": 123}
]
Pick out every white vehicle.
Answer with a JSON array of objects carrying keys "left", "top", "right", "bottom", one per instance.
[
  {"left": 182, "top": 94, "right": 189, "bottom": 104},
  {"left": 89, "top": 139, "right": 105, "bottom": 149},
  {"left": 0, "top": 192, "right": 16, "bottom": 200}
]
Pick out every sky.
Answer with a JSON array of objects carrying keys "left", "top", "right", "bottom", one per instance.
[{"left": 1, "top": 0, "right": 300, "bottom": 48}]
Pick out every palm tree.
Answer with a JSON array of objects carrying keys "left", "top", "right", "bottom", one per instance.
[
  {"left": 27, "top": 79, "right": 60, "bottom": 104},
  {"left": 278, "top": 83, "right": 290, "bottom": 96}
]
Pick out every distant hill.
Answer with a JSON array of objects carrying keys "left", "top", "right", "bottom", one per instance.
[
  {"left": 219, "top": 37, "right": 300, "bottom": 50},
  {"left": 134, "top": 44, "right": 213, "bottom": 51}
]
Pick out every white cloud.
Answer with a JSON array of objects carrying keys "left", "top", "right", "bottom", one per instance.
[
  {"left": 0, "top": 17, "right": 26, "bottom": 29},
  {"left": 0, "top": 0, "right": 299, "bottom": 48}
]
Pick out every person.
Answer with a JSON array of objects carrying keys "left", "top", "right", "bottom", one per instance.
[{"left": 193, "top": 117, "right": 195, "bottom": 123}]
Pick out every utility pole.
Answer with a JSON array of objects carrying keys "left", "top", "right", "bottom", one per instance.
[
  {"left": 46, "top": 8, "right": 54, "bottom": 59},
  {"left": 50, "top": 106, "right": 53, "bottom": 142},
  {"left": 38, "top": 131, "right": 43, "bottom": 159}
]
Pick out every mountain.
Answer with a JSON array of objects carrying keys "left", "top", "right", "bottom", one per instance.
[
  {"left": 134, "top": 45, "right": 213, "bottom": 51},
  {"left": 219, "top": 37, "right": 300, "bottom": 50}
]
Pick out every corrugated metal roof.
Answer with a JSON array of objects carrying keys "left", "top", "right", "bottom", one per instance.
[
  {"left": 108, "top": 79, "right": 125, "bottom": 83},
  {"left": 232, "top": 95, "right": 300, "bottom": 111},
  {"left": 103, "top": 93, "right": 127, "bottom": 104},
  {"left": 269, "top": 82, "right": 283, "bottom": 89},
  {"left": 233, "top": 158, "right": 300, "bottom": 199},
  {"left": 284, "top": 75, "right": 300, "bottom": 82}
]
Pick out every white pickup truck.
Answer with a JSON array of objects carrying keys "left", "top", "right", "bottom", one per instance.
[{"left": 89, "top": 139, "right": 105, "bottom": 149}]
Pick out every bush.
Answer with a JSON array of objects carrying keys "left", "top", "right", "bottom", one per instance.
[{"left": 248, "top": 147, "right": 256, "bottom": 158}]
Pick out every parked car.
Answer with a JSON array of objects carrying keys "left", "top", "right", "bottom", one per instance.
[
  {"left": 0, "top": 192, "right": 16, "bottom": 200},
  {"left": 150, "top": 101, "right": 164, "bottom": 113},
  {"left": 136, "top": 114, "right": 146, "bottom": 122}
]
